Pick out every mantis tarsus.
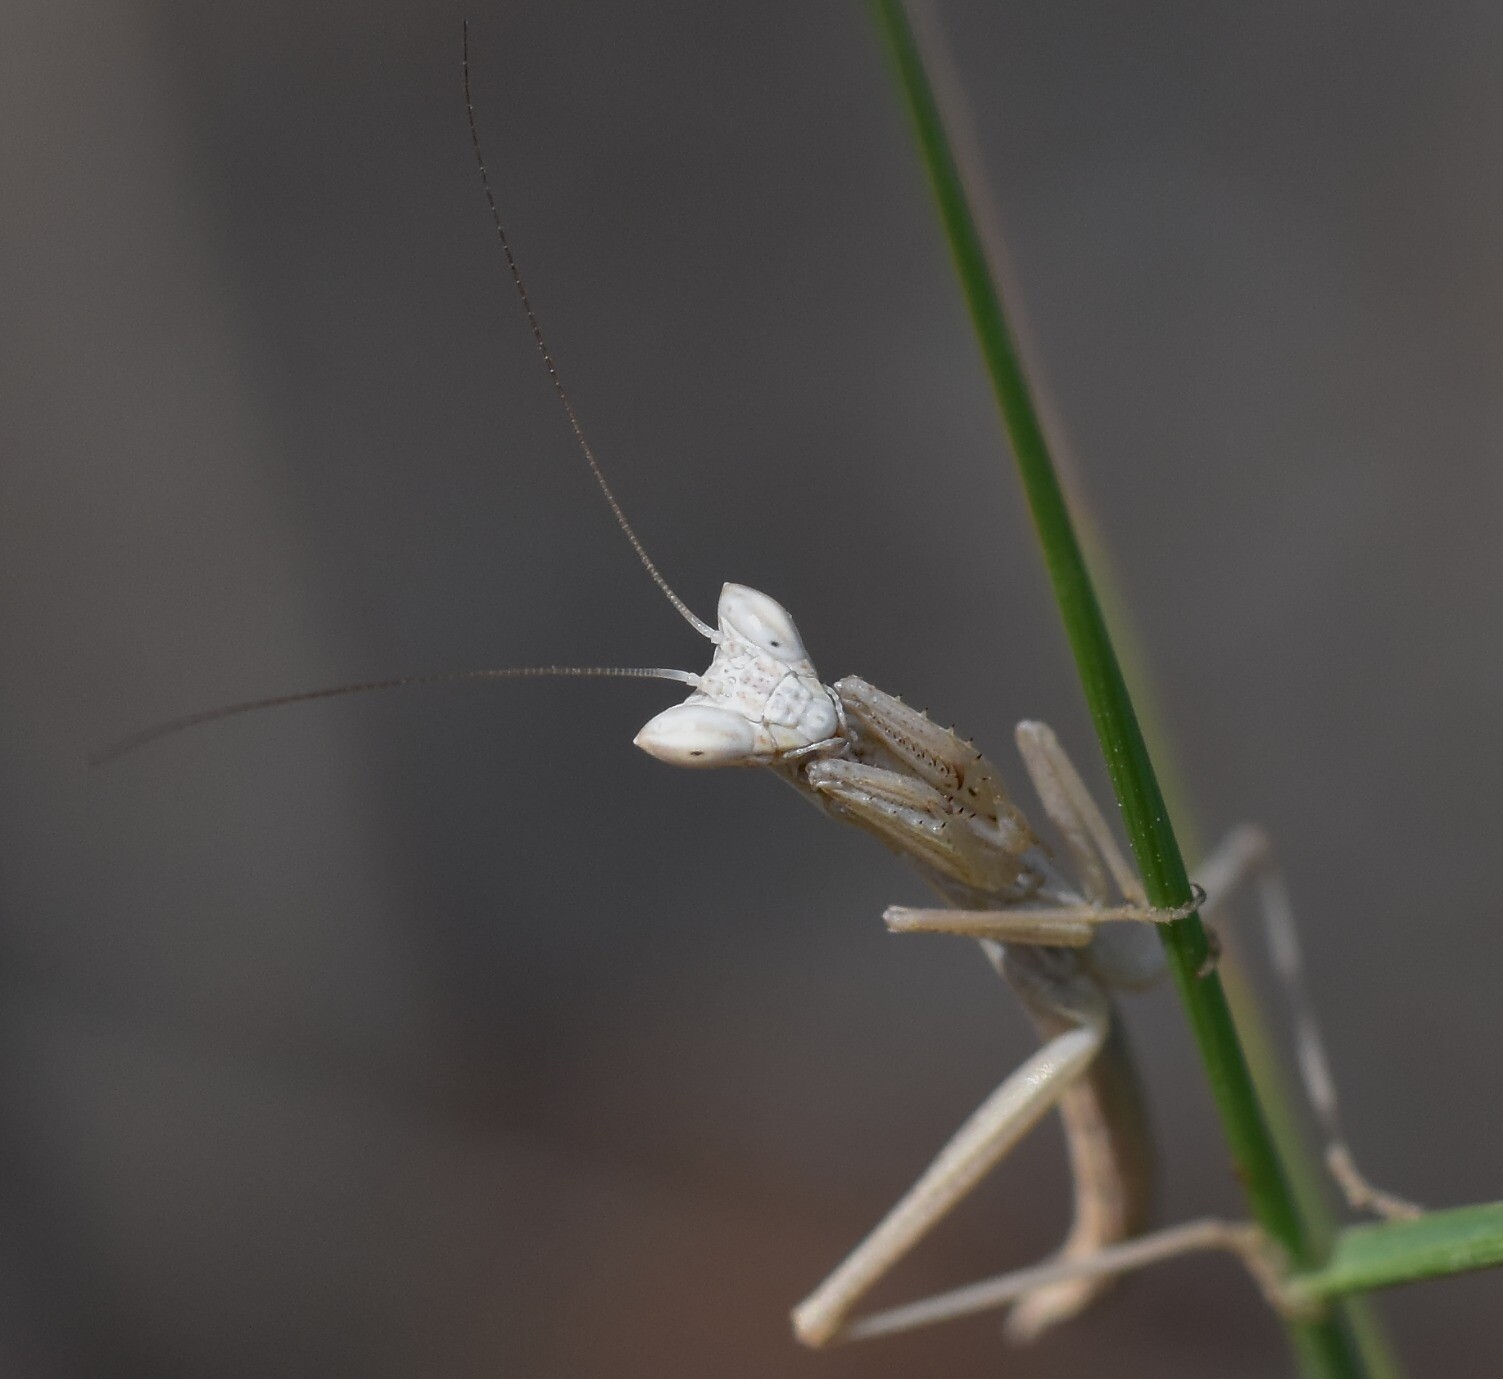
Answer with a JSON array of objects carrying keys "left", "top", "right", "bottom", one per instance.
[{"left": 97, "top": 27, "right": 1423, "bottom": 1353}]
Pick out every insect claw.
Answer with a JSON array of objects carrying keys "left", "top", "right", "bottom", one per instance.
[
  {"left": 1149, "top": 886, "right": 1206, "bottom": 925},
  {"left": 1196, "top": 923, "right": 1223, "bottom": 979}
]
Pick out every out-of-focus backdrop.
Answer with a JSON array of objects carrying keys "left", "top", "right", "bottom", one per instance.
[{"left": 2, "top": 3, "right": 1501, "bottom": 1376}]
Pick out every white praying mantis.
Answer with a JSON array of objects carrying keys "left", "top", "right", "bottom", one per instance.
[{"left": 96, "top": 30, "right": 1425, "bottom": 1353}]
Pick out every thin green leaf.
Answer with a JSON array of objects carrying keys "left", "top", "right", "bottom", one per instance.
[
  {"left": 867, "top": 3, "right": 1369, "bottom": 1374},
  {"left": 1288, "top": 1203, "right": 1503, "bottom": 1306}
]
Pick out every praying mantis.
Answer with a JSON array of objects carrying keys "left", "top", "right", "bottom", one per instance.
[{"left": 95, "top": 28, "right": 1426, "bottom": 1357}]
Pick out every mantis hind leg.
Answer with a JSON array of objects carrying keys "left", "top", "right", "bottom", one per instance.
[
  {"left": 1008, "top": 725, "right": 1419, "bottom": 1220},
  {"left": 1196, "top": 825, "right": 1422, "bottom": 1220},
  {"left": 841, "top": 1215, "right": 1291, "bottom": 1342},
  {"left": 791, "top": 994, "right": 1293, "bottom": 1347},
  {"left": 1002, "top": 999, "right": 1155, "bottom": 1342},
  {"left": 791, "top": 1014, "right": 1107, "bottom": 1347}
]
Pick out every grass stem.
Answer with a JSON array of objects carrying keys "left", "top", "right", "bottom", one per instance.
[{"left": 868, "top": 3, "right": 1366, "bottom": 1372}]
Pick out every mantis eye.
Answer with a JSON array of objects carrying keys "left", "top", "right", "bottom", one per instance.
[
  {"left": 717, "top": 583, "right": 809, "bottom": 662},
  {"left": 634, "top": 703, "right": 759, "bottom": 768}
]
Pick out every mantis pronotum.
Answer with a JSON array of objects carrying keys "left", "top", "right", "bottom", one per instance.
[{"left": 97, "top": 27, "right": 1421, "bottom": 1352}]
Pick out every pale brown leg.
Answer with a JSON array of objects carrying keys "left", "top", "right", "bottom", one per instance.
[{"left": 1197, "top": 825, "right": 1422, "bottom": 1220}]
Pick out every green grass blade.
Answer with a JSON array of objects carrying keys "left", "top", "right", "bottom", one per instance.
[
  {"left": 1068, "top": 424, "right": 1404, "bottom": 1379},
  {"left": 868, "top": 3, "right": 1366, "bottom": 1374},
  {"left": 1287, "top": 1203, "right": 1503, "bottom": 1306}
]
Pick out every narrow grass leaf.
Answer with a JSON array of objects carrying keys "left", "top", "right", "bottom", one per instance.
[
  {"left": 1288, "top": 1203, "right": 1503, "bottom": 1306},
  {"left": 868, "top": 3, "right": 1371, "bottom": 1374}
]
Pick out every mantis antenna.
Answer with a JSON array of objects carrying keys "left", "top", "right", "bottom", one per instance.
[
  {"left": 462, "top": 21, "right": 716, "bottom": 642},
  {"left": 89, "top": 665, "right": 701, "bottom": 766},
  {"left": 91, "top": 27, "right": 720, "bottom": 765}
]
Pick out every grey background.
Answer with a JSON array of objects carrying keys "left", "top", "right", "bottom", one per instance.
[{"left": 3, "top": 2, "right": 1501, "bottom": 1376}]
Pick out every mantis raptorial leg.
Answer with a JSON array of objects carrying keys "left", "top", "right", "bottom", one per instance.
[
  {"left": 788, "top": 695, "right": 1418, "bottom": 1346},
  {"left": 785, "top": 693, "right": 1240, "bottom": 1346},
  {"left": 93, "top": 26, "right": 1425, "bottom": 1358}
]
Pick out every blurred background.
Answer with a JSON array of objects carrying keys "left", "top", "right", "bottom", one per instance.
[{"left": 3, "top": 2, "right": 1502, "bottom": 1375}]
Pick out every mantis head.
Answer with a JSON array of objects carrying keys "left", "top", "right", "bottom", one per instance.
[{"left": 634, "top": 583, "right": 841, "bottom": 770}]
